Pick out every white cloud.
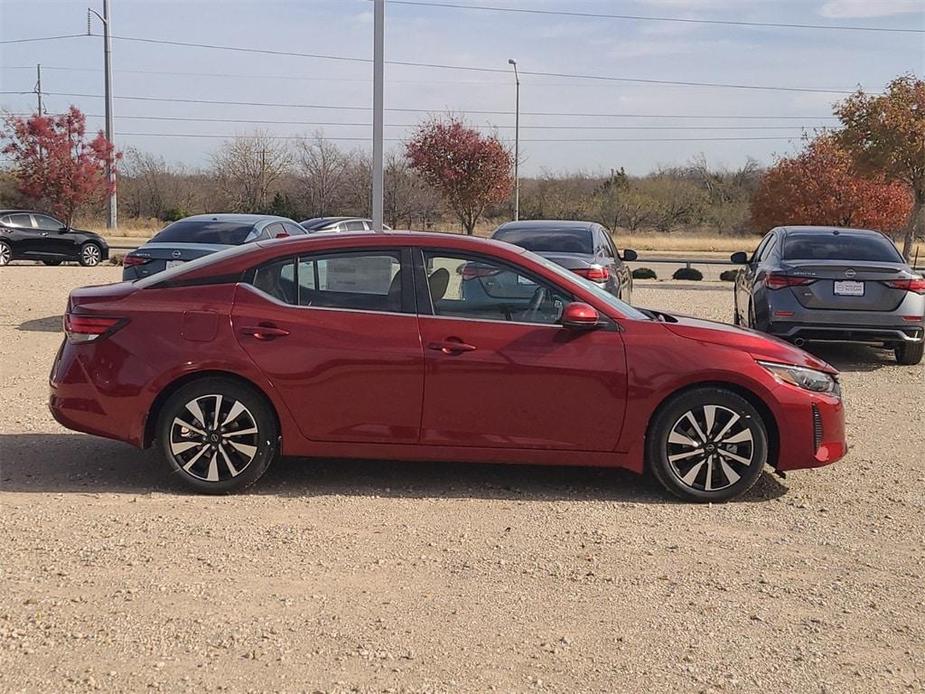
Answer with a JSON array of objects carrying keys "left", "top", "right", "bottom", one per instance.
[{"left": 819, "top": 0, "right": 924, "bottom": 18}]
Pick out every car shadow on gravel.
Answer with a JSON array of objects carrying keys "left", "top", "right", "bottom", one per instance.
[
  {"left": 801, "top": 342, "right": 899, "bottom": 373},
  {"left": 17, "top": 315, "right": 63, "bottom": 333},
  {"left": 0, "top": 433, "right": 787, "bottom": 504}
]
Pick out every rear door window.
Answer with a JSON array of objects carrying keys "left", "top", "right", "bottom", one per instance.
[
  {"left": 344, "top": 220, "right": 367, "bottom": 231},
  {"left": 5, "top": 213, "right": 34, "bottom": 228}
]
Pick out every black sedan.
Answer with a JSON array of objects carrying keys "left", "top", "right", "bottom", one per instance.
[
  {"left": 0, "top": 210, "right": 109, "bottom": 267},
  {"left": 491, "top": 220, "right": 637, "bottom": 303}
]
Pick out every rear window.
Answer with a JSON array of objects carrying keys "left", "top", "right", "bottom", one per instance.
[
  {"left": 493, "top": 227, "right": 593, "bottom": 254},
  {"left": 152, "top": 220, "right": 257, "bottom": 245},
  {"left": 783, "top": 233, "right": 903, "bottom": 262}
]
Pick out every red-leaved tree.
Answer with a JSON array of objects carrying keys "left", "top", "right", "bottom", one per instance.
[
  {"left": 405, "top": 117, "right": 512, "bottom": 235},
  {"left": 2, "top": 106, "right": 119, "bottom": 224},
  {"left": 751, "top": 135, "right": 912, "bottom": 234}
]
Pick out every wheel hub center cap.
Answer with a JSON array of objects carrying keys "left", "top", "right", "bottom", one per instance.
[{"left": 704, "top": 443, "right": 716, "bottom": 453}]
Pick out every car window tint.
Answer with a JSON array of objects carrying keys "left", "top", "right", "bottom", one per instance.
[
  {"left": 783, "top": 233, "right": 903, "bottom": 262},
  {"left": 751, "top": 234, "right": 771, "bottom": 263},
  {"left": 600, "top": 231, "right": 616, "bottom": 258},
  {"left": 423, "top": 252, "right": 569, "bottom": 326},
  {"left": 283, "top": 222, "right": 306, "bottom": 236},
  {"left": 252, "top": 258, "right": 297, "bottom": 304},
  {"left": 6, "top": 213, "right": 33, "bottom": 228},
  {"left": 761, "top": 236, "right": 778, "bottom": 261},
  {"left": 33, "top": 215, "right": 63, "bottom": 231},
  {"left": 492, "top": 227, "right": 593, "bottom": 254},
  {"left": 152, "top": 220, "right": 257, "bottom": 245},
  {"left": 297, "top": 252, "right": 403, "bottom": 313},
  {"left": 264, "top": 223, "right": 287, "bottom": 238},
  {"left": 344, "top": 220, "right": 367, "bottom": 231}
]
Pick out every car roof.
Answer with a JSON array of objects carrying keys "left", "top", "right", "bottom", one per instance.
[
  {"left": 778, "top": 225, "right": 888, "bottom": 237},
  {"left": 0, "top": 209, "right": 43, "bottom": 216},
  {"left": 494, "top": 220, "right": 596, "bottom": 233},
  {"left": 177, "top": 213, "right": 293, "bottom": 225}
]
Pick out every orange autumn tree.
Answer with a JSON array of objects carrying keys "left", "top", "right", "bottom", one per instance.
[
  {"left": 751, "top": 135, "right": 912, "bottom": 235},
  {"left": 836, "top": 75, "right": 925, "bottom": 260}
]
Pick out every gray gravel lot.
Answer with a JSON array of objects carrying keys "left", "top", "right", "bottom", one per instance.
[{"left": 1, "top": 265, "right": 923, "bottom": 693}]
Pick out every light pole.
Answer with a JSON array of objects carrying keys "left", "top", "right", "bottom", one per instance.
[
  {"left": 508, "top": 58, "right": 520, "bottom": 221},
  {"left": 371, "top": 0, "right": 385, "bottom": 232},
  {"left": 88, "top": 0, "right": 116, "bottom": 230}
]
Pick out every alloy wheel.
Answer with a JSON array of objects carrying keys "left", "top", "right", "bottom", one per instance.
[
  {"left": 82, "top": 244, "right": 102, "bottom": 266},
  {"left": 0, "top": 242, "right": 11, "bottom": 266},
  {"left": 169, "top": 394, "right": 260, "bottom": 483},
  {"left": 666, "top": 404, "right": 754, "bottom": 492}
]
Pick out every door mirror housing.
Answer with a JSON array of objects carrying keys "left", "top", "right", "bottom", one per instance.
[
  {"left": 561, "top": 302, "right": 601, "bottom": 330},
  {"left": 730, "top": 251, "right": 748, "bottom": 264},
  {"left": 621, "top": 248, "right": 638, "bottom": 262},
  {"left": 59, "top": 226, "right": 69, "bottom": 233}
]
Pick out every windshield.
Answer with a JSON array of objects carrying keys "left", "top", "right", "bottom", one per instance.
[
  {"left": 152, "top": 220, "right": 257, "bottom": 245},
  {"left": 494, "top": 227, "right": 593, "bottom": 254},
  {"left": 526, "top": 251, "right": 650, "bottom": 320},
  {"left": 784, "top": 233, "right": 903, "bottom": 262}
]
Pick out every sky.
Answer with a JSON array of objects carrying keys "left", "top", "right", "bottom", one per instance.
[{"left": 1, "top": 0, "right": 923, "bottom": 176}]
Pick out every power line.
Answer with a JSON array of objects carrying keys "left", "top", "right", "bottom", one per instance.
[
  {"left": 0, "top": 33, "right": 86, "bottom": 45},
  {"left": 8, "top": 90, "right": 840, "bottom": 121},
  {"left": 383, "top": 0, "right": 925, "bottom": 34},
  {"left": 9, "top": 111, "right": 820, "bottom": 131}
]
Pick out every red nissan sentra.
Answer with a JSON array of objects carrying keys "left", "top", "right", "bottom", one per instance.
[{"left": 49, "top": 232, "right": 846, "bottom": 501}]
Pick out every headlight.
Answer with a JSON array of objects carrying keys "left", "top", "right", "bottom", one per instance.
[{"left": 758, "top": 360, "right": 840, "bottom": 396}]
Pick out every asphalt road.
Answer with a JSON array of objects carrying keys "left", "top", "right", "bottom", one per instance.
[{"left": 1, "top": 265, "right": 922, "bottom": 693}]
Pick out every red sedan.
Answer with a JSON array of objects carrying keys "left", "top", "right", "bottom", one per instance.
[{"left": 50, "top": 232, "right": 846, "bottom": 501}]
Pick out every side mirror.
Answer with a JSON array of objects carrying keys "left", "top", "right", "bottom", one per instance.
[
  {"left": 59, "top": 226, "right": 69, "bottom": 233},
  {"left": 622, "top": 248, "right": 638, "bottom": 262},
  {"left": 730, "top": 251, "right": 748, "bottom": 264},
  {"left": 561, "top": 302, "right": 601, "bottom": 330}
]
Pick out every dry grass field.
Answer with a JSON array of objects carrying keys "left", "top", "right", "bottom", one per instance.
[{"left": 1, "top": 264, "right": 923, "bottom": 692}]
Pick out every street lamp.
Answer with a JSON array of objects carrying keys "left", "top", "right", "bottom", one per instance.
[
  {"left": 508, "top": 58, "right": 520, "bottom": 221},
  {"left": 88, "top": 0, "right": 116, "bottom": 230}
]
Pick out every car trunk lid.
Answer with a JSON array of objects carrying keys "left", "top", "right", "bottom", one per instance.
[
  {"left": 775, "top": 260, "right": 911, "bottom": 312},
  {"left": 126, "top": 242, "right": 232, "bottom": 278}
]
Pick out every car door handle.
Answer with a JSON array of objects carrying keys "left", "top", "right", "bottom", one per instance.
[
  {"left": 428, "top": 339, "right": 477, "bottom": 354},
  {"left": 240, "top": 324, "right": 290, "bottom": 340}
]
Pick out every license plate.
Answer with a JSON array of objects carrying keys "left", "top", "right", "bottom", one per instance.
[
  {"left": 834, "top": 280, "right": 864, "bottom": 296},
  {"left": 165, "top": 259, "right": 185, "bottom": 270}
]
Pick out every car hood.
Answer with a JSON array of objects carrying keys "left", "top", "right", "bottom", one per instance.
[{"left": 659, "top": 312, "right": 837, "bottom": 374}]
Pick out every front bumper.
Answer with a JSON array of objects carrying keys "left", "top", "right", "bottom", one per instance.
[{"left": 773, "top": 384, "right": 846, "bottom": 471}]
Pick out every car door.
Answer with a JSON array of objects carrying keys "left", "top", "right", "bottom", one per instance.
[
  {"left": 231, "top": 248, "right": 423, "bottom": 444},
  {"left": 3, "top": 213, "right": 43, "bottom": 256},
  {"left": 737, "top": 232, "right": 772, "bottom": 320},
  {"left": 32, "top": 214, "right": 74, "bottom": 258},
  {"left": 415, "top": 249, "right": 628, "bottom": 451}
]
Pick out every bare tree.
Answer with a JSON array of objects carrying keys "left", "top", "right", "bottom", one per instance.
[
  {"left": 211, "top": 132, "right": 290, "bottom": 212},
  {"left": 384, "top": 151, "right": 440, "bottom": 229},
  {"left": 294, "top": 132, "right": 350, "bottom": 217}
]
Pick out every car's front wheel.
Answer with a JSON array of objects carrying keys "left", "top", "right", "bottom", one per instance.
[
  {"left": 646, "top": 387, "right": 768, "bottom": 502},
  {"left": 895, "top": 340, "right": 924, "bottom": 366},
  {"left": 157, "top": 378, "right": 279, "bottom": 494},
  {"left": 78, "top": 242, "right": 103, "bottom": 267}
]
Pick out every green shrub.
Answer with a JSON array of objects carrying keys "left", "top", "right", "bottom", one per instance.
[
  {"left": 162, "top": 207, "right": 189, "bottom": 222},
  {"left": 673, "top": 267, "right": 703, "bottom": 281},
  {"left": 719, "top": 269, "right": 738, "bottom": 282},
  {"left": 632, "top": 267, "right": 657, "bottom": 280}
]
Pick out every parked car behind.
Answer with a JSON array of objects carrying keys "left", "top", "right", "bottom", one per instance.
[
  {"left": 300, "top": 217, "right": 391, "bottom": 233},
  {"left": 0, "top": 210, "right": 109, "bottom": 267},
  {"left": 122, "top": 214, "right": 306, "bottom": 281},
  {"left": 491, "top": 220, "right": 637, "bottom": 303},
  {"left": 732, "top": 225, "right": 924, "bottom": 365},
  {"left": 51, "top": 231, "right": 846, "bottom": 502}
]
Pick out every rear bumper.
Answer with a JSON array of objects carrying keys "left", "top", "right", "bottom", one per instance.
[{"left": 768, "top": 322, "right": 923, "bottom": 344}]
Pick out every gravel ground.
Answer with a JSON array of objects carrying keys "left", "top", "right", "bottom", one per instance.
[{"left": 1, "top": 265, "right": 923, "bottom": 693}]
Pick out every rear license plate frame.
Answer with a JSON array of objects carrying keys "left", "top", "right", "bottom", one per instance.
[
  {"left": 833, "top": 280, "right": 864, "bottom": 297},
  {"left": 165, "top": 259, "right": 186, "bottom": 270}
]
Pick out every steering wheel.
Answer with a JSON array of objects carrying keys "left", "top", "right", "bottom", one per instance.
[{"left": 523, "top": 286, "right": 548, "bottom": 323}]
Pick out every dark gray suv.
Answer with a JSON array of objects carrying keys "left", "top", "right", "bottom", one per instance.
[{"left": 732, "top": 226, "right": 924, "bottom": 365}]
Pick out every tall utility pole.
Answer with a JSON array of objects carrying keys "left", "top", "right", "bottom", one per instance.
[
  {"left": 508, "top": 58, "right": 520, "bottom": 221},
  {"left": 34, "top": 64, "right": 43, "bottom": 114},
  {"left": 89, "top": 0, "right": 117, "bottom": 229},
  {"left": 371, "top": 0, "right": 385, "bottom": 232}
]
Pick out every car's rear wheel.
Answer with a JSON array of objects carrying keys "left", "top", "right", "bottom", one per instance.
[
  {"left": 895, "top": 340, "right": 924, "bottom": 366},
  {"left": 157, "top": 378, "right": 279, "bottom": 494},
  {"left": 42, "top": 259, "right": 63, "bottom": 266},
  {"left": 0, "top": 241, "right": 11, "bottom": 266},
  {"left": 646, "top": 387, "right": 768, "bottom": 502},
  {"left": 78, "top": 242, "right": 103, "bottom": 267}
]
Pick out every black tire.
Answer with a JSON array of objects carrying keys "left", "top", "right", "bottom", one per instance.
[
  {"left": 42, "top": 259, "right": 63, "bottom": 266},
  {"left": 646, "top": 387, "right": 768, "bottom": 502},
  {"left": 0, "top": 240, "right": 11, "bottom": 266},
  {"left": 895, "top": 340, "right": 924, "bottom": 366},
  {"left": 78, "top": 242, "right": 103, "bottom": 267},
  {"left": 156, "top": 377, "right": 279, "bottom": 494}
]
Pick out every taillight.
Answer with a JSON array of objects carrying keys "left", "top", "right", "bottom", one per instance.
[
  {"left": 123, "top": 253, "right": 150, "bottom": 267},
  {"left": 574, "top": 265, "right": 610, "bottom": 282},
  {"left": 766, "top": 273, "right": 816, "bottom": 290},
  {"left": 64, "top": 314, "right": 125, "bottom": 343},
  {"left": 883, "top": 278, "right": 925, "bottom": 295},
  {"left": 459, "top": 263, "right": 500, "bottom": 280}
]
